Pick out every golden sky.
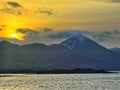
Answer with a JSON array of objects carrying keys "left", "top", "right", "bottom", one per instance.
[{"left": 0, "top": 0, "right": 120, "bottom": 47}]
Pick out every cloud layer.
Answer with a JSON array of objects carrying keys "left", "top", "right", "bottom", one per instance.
[
  {"left": 0, "top": 1, "right": 55, "bottom": 16},
  {"left": 16, "top": 28, "right": 120, "bottom": 47}
]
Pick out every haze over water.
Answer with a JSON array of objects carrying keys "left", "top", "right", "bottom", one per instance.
[{"left": 0, "top": 73, "right": 120, "bottom": 90}]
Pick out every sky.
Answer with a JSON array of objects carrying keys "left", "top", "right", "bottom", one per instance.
[{"left": 0, "top": 0, "right": 120, "bottom": 48}]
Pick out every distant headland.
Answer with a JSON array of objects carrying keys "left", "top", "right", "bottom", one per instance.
[{"left": 0, "top": 68, "right": 108, "bottom": 74}]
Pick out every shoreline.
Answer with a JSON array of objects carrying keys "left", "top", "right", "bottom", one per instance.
[{"left": 0, "top": 68, "right": 113, "bottom": 75}]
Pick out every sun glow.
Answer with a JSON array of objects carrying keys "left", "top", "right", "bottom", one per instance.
[
  {"left": 11, "top": 33, "right": 25, "bottom": 40},
  {"left": 0, "top": 16, "right": 28, "bottom": 40},
  {"left": 11, "top": 33, "right": 17, "bottom": 38},
  {"left": 9, "top": 32, "right": 25, "bottom": 40}
]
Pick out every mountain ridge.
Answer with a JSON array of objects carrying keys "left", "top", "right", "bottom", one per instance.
[{"left": 0, "top": 34, "right": 120, "bottom": 70}]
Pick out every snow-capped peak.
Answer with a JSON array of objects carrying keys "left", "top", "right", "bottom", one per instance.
[
  {"left": 73, "top": 34, "right": 86, "bottom": 42},
  {"left": 60, "top": 34, "right": 88, "bottom": 49}
]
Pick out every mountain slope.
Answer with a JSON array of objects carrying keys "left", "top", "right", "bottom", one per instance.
[{"left": 60, "top": 34, "right": 120, "bottom": 69}]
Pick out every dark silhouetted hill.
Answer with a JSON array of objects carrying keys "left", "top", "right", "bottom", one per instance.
[{"left": 110, "top": 48, "right": 120, "bottom": 54}]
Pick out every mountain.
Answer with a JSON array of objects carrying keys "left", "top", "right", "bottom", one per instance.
[
  {"left": 60, "top": 34, "right": 107, "bottom": 50},
  {"left": 0, "top": 34, "right": 120, "bottom": 71},
  {"left": 110, "top": 48, "right": 120, "bottom": 54},
  {"left": 61, "top": 34, "right": 119, "bottom": 60}
]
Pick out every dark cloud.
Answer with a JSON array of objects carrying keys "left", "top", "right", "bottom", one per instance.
[
  {"left": 7, "top": 2, "right": 22, "bottom": 8},
  {"left": 42, "top": 28, "right": 53, "bottom": 32},
  {"left": 0, "top": 28, "right": 2, "bottom": 31},
  {"left": 17, "top": 28, "right": 40, "bottom": 40},
  {"left": 37, "top": 8, "right": 54, "bottom": 15},
  {"left": 98, "top": 0, "right": 120, "bottom": 3},
  {"left": 0, "top": 25, "right": 8, "bottom": 31},
  {"left": 0, "top": 8, "right": 23, "bottom": 15},
  {"left": 17, "top": 28, "right": 55, "bottom": 40},
  {"left": 1, "top": 25, "right": 8, "bottom": 27},
  {"left": 47, "top": 29, "right": 91, "bottom": 39},
  {"left": 17, "top": 28, "right": 56, "bottom": 44},
  {"left": 108, "top": 0, "right": 120, "bottom": 2},
  {"left": 89, "top": 29, "right": 120, "bottom": 43},
  {"left": 0, "top": 1, "right": 25, "bottom": 15}
]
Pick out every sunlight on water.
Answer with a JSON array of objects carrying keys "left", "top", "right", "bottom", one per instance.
[{"left": 0, "top": 73, "right": 120, "bottom": 90}]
